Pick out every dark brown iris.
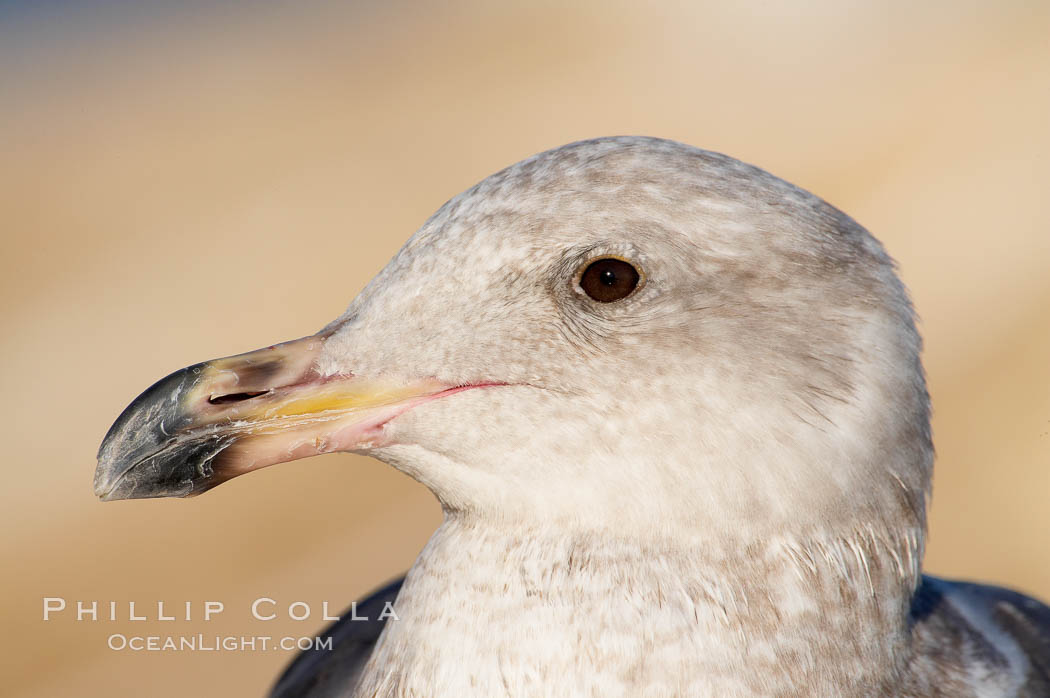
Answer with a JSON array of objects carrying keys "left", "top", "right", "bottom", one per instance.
[{"left": 578, "top": 258, "right": 640, "bottom": 302}]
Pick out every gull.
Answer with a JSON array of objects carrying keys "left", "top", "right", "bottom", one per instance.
[{"left": 94, "top": 137, "right": 1050, "bottom": 696}]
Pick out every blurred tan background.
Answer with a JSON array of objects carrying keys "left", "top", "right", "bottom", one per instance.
[{"left": 1, "top": 0, "right": 1047, "bottom": 695}]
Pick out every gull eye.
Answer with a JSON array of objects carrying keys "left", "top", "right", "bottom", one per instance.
[{"left": 578, "top": 257, "right": 641, "bottom": 303}]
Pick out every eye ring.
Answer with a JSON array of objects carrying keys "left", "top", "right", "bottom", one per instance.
[{"left": 577, "top": 256, "right": 643, "bottom": 303}]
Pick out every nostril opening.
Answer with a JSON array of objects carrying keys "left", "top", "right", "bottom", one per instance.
[{"left": 208, "top": 390, "right": 269, "bottom": 405}]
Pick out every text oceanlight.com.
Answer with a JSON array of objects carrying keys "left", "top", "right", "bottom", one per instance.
[{"left": 107, "top": 634, "right": 334, "bottom": 652}]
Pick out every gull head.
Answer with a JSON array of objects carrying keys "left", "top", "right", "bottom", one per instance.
[{"left": 95, "top": 137, "right": 931, "bottom": 550}]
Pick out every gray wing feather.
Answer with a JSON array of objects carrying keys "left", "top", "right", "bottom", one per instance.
[
  {"left": 960, "top": 579, "right": 1050, "bottom": 692},
  {"left": 269, "top": 577, "right": 404, "bottom": 698},
  {"left": 909, "top": 575, "right": 1050, "bottom": 696}
]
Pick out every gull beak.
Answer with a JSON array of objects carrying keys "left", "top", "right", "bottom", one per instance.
[{"left": 94, "top": 334, "right": 451, "bottom": 501}]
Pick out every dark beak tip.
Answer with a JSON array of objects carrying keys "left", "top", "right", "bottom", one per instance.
[
  {"left": 95, "top": 487, "right": 118, "bottom": 503},
  {"left": 93, "top": 363, "right": 210, "bottom": 501},
  {"left": 93, "top": 476, "right": 111, "bottom": 501},
  {"left": 93, "top": 450, "right": 122, "bottom": 501},
  {"left": 92, "top": 461, "right": 203, "bottom": 501}
]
